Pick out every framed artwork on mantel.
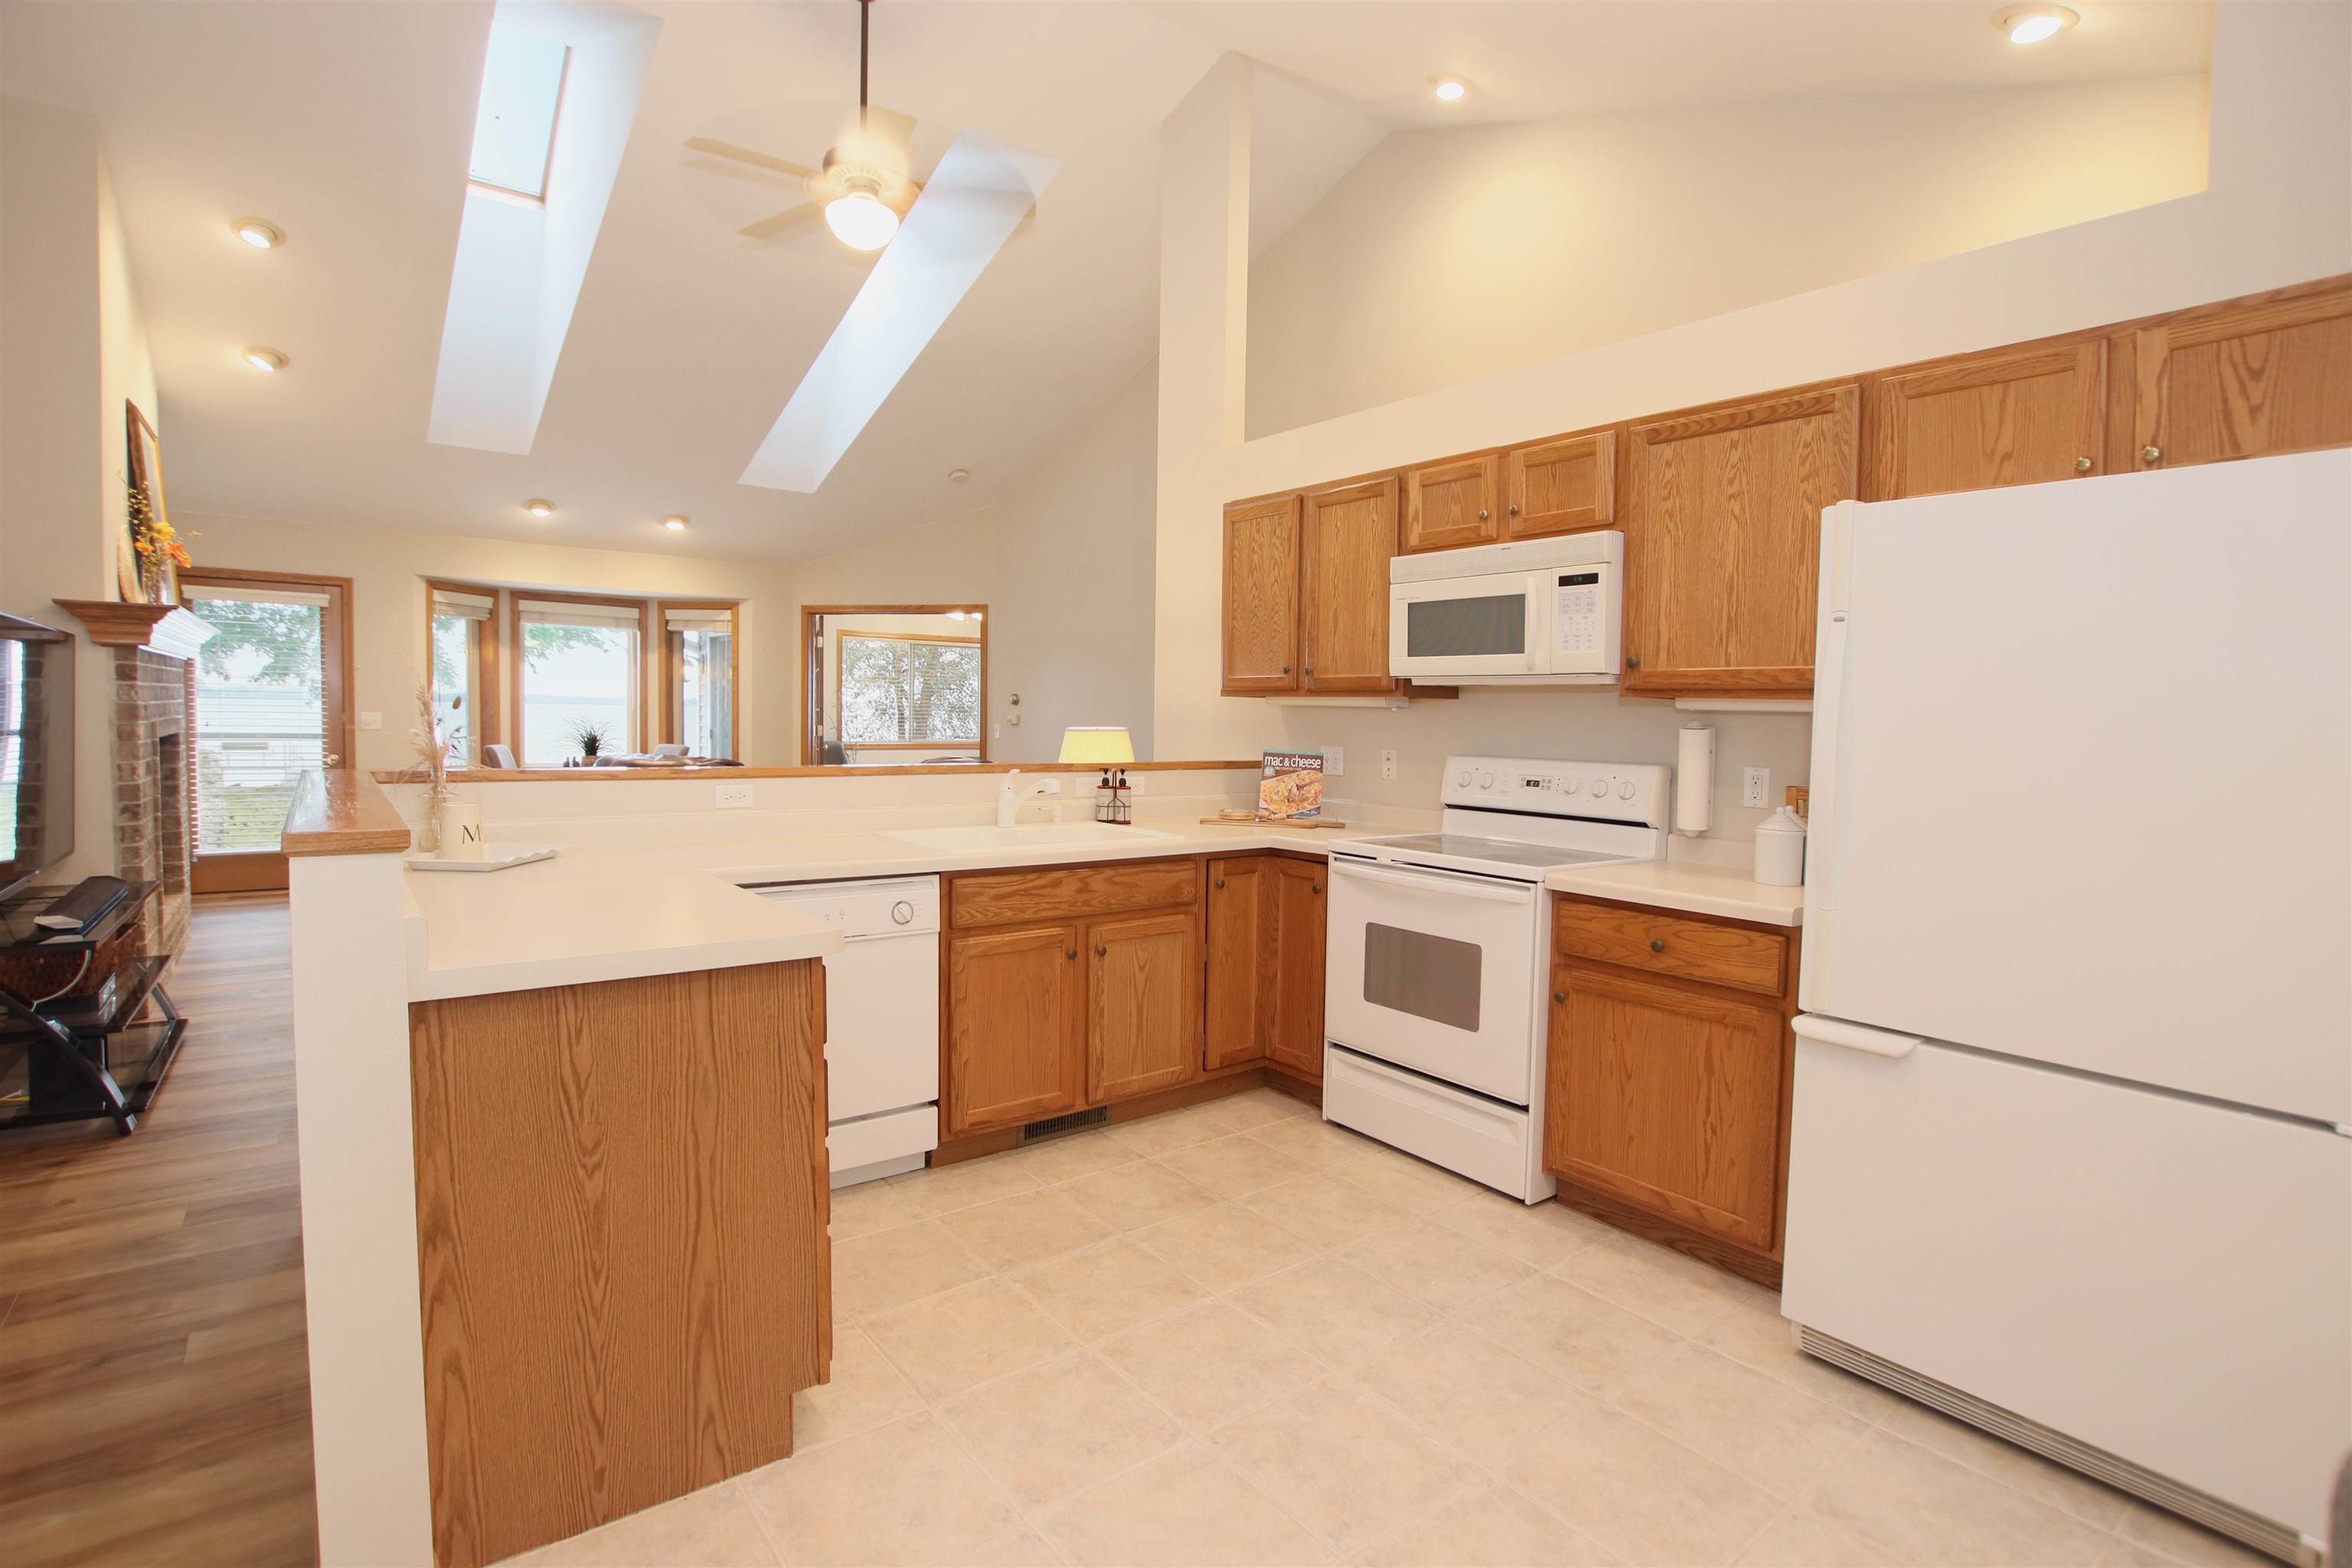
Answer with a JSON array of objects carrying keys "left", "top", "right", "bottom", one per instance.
[{"left": 122, "top": 401, "right": 184, "bottom": 605}]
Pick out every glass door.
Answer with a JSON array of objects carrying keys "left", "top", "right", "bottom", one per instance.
[{"left": 179, "top": 573, "right": 351, "bottom": 893}]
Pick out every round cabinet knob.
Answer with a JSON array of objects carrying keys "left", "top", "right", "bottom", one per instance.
[
  {"left": 2074, "top": 456, "right": 2094, "bottom": 472},
  {"left": 1214, "top": 877, "right": 1226, "bottom": 890},
  {"left": 890, "top": 900, "right": 915, "bottom": 925},
  {"left": 1311, "top": 883, "right": 1322, "bottom": 894},
  {"left": 1552, "top": 990, "right": 1566, "bottom": 1004},
  {"left": 1617, "top": 780, "right": 1636, "bottom": 800},
  {"left": 1477, "top": 771, "right": 1495, "bottom": 789},
  {"left": 1280, "top": 665, "right": 1291, "bottom": 675},
  {"left": 2141, "top": 445, "right": 2163, "bottom": 464},
  {"left": 1477, "top": 508, "right": 1490, "bottom": 521},
  {"left": 1508, "top": 505, "right": 1521, "bottom": 516},
  {"left": 1066, "top": 948, "right": 1077, "bottom": 959},
  {"left": 1650, "top": 939, "right": 1666, "bottom": 953},
  {"left": 1625, "top": 654, "right": 1640, "bottom": 669},
  {"left": 1304, "top": 666, "right": 1314, "bottom": 676},
  {"left": 1096, "top": 945, "right": 1108, "bottom": 958},
  {"left": 1455, "top": 769, "right": 1472, "bottom": 787}
]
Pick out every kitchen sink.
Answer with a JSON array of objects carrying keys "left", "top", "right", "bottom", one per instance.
[{"left": 883, "top": 822, "right": 1181, "bottom": 853}]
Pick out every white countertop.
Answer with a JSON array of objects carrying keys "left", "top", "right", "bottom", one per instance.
[
  {"left": 1544, "top": 858, "right": 1806, "bottom": 927},
  {"left": 402, "top": 818, "right": 1362, "bottom": 1001}
]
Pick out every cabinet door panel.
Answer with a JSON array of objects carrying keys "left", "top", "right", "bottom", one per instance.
[
  {"left": 2138, "top": 283, "right": 2352, "bottom": 470},
  {"left": 1625, "top": 385, "right": 1858, "bottom": 697},
  {"left": 1403, "top": 456, "right": 1500, "bottom": 553},
  {"left": 1302, "top": 477, "right": 1401, "bottom": 692},
  {"left": 1204, "top": 858, "right": 1269, "bottom": 1070},
  {"left": 1088, "top": 911, "right": 1202, "bottom": 1103},
  {"left": 1545, "top": 963, "right": 1785, "bottom": 1250},
  {"left": 1877, "top": 341, "right": 2105, "bottom": 498},
  {"left": 1269, "top": 860, "right": 1326, "bottom": 1079},
  {"left": 1507, "top": 430, "right": 1616, "bottom": 537},
  {"left": 1223, "top": 496, "right": 1302, "bottom": 694},
  {"left": 947, "top": 926, "right": 1083, "bottom": 1135},
  {"left": 951, "top": 860, "right": 1198, "bottom": 929}
]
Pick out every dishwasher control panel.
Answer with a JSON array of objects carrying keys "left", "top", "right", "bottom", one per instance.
[{"left": 746, "top": 873, "right": 941, "bottom": 939}]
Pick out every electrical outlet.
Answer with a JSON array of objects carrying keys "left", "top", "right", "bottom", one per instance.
[
  {"left": 1322, "top": 746, "right": 1346, "bottom": 777},
  {"left": 1743, "top": 767, "right": 1771, "bottom": 808},
  {"left": 1380, "top": 749, "right": 1399, "bottom": 780},
  {"left": 358, "top": 711, "right": 382, "bottom": 731},
  {"left": 715, "top": 782, "right": 753, "bottom": 809}
]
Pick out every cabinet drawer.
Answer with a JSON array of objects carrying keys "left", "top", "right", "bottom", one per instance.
[
  {"left": 952, "top": 858, "right": 1200, "bottom": 928},
  {"left": 1553, "top": 899, "right": 1786, "bottom": 995}
]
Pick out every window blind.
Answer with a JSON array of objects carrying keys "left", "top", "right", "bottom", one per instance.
[
  {"left": 431, "top": 588, "right": 495, "bottom": 621},
  {"left": 665, "top": 609, "right": 733, "bottom": 631},
  {"left": 185, "top": 583, "right": 332, "bottom": 609},
  {"left": 516, "top": 599, "right": 641, "bottom": 631}
]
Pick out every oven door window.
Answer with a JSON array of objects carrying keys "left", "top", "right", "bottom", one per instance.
[
  {"left": 1362, "top": 923, "right": 1483, "bottom": 1032},
  {"left": 1405, "top": 593, "right": 1525, "bottom": 658}
]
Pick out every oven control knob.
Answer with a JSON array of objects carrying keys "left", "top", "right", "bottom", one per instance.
[
  {"left": 1477, "top": 770, "right": 1495, "bottom": 789},
  {"left": 890, "top": 900, "right": 916, "bottom": 925},
  {"left": 1588, "top": 776, "right": 1610, "bottom": 796},
  {"left": 1616, "top": 780, "right": 1636, "bottom": 800},
  {"left": 1455, "top": 769, "right": 1472, "bottom": 787},
  {"left": 1561, "top": 777, "right": 1582, "bottom": 795}
]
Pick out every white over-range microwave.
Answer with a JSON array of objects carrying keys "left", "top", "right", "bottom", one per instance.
[{"left": 1388, "top": 531, "right": 1623, "bottom": 684}]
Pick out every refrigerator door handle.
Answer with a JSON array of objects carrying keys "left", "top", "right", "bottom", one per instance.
[{"left": 1794, "top": 1014, "right": 1922, "bottom": 1059}]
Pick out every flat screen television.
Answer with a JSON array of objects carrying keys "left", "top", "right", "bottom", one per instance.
[{"left": 0, "top": 612, "right": 74, "bottom": 904}]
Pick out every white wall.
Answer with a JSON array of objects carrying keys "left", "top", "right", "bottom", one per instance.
[
  {"left": 1247, "top": 74, "right": 2211, "bottom": 436},
  {"left": 0, "top": 97, "right": 161, "bottom": 883},
  {"left": 794, "top": 361, "right": 1159, "bottom": 764},
  {"left": 171, "top": 511, "right": 797, "bottom": 769},
  {"left": 1155, "top": 3, "right": 2352, "bottom": 852}
]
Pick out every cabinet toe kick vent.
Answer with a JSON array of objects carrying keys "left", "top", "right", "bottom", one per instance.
[
  {"left": 1019, "top": 1106, "right": 1110, "bottom": 1144},
  {"left": 1795, "top": 1326, "right": 2318, "bottom": 1566}
]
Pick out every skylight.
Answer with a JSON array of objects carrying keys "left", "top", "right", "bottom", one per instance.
[{"left": 468, "top": 22, "right": 569, "bottom": 201}]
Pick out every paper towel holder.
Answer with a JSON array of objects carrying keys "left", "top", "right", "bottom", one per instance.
[{"left": 1675, "top": 723, "right": 1715, "bottom": 837}]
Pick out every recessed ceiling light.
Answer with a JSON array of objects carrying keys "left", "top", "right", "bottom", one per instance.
[
  {"left": 948, "top": 468, "right": 971, "bottom": 482},
  {"left": 233, "top": 217, "right": 284, "bottom": 249},
  {"left": 825, "top": 187, "right": 900, "bottom": 251},
  {"left": 662, "top": 514, "right": 689, "bottom": 531},
  {"left": 524, "top": 498, "right": 555, "bottom": 518},
  {"left": 242, "top": 345, "right": 288, "bottom": 372},
  {"left": 1993, "top": 4, "right": 2077, "bottom": 44},
  {"left": 1429, "top": 77, "right": 1468, "bottom": 102}
]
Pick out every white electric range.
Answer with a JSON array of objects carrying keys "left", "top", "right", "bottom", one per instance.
[{"left": 1324, "top": 754, "right": 1671, "bottom": 1202}]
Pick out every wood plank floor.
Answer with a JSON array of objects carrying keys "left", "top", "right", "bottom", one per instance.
[{"left": 0, "top": 894, "right": 319, "bottom": 1567}]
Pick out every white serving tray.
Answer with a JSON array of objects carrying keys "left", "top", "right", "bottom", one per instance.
[{"left": 404, "top": 844, "right": 562, "bottom": 873}]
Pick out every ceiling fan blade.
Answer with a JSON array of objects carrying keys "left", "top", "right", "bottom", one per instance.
[
  {"left": 739, "top": 204, "right": 823, "bottom": 240},
  {"left": 684, "top": 136, "right": 818, "bottom": 181}
]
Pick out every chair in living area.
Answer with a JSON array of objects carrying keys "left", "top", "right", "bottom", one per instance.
[
  {"left": 482, "top": 743, "right": 517, "bottom": 769},
  {"left": 651, "top": 743, "right": 688, "bottom": 760}
]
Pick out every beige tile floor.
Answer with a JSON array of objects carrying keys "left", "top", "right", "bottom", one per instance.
[{"left": 504, "top": 1088, "right": 2276, "bottom": 1568}]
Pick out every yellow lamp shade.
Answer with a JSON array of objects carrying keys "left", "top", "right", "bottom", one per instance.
[{"left": 1058, "top": 727, "right": 1135, "bottom": 766}]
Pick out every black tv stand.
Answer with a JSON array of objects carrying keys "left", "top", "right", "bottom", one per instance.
[{"left": 0, "top": 880, "right": 185, "bottom": 1136}]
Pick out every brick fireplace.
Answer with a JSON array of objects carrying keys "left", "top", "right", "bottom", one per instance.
[{"left": 53, "top": 599, "right": 212, "bottom": 961}]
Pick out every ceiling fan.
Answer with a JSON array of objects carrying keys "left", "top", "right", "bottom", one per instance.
[{"left": 685, "top": 0, "right": 919, "bottom": 250}]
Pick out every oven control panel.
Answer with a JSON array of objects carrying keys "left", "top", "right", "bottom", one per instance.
[{"left": 1441, "top": 755, "right": 1671, "bottom": 829}]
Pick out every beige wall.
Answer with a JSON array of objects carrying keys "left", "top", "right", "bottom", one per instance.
[
  {"left": 1155, "top": 3, "right": 2352, "bottom": 852},
  {"left": 795, "top": 361, "right": 1159, "bottom": 765},
  {"left": 1246, "top": 74, "right": 2211, "bottom": 436},
  {"left": 172, "top": 511, "right": 796, "bottom": 770},
  {"left": 0, "top": 97, "right": 161, "bottom": 883}
]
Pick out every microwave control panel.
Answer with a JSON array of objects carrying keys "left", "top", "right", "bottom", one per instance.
[{"left": 1554, "top": 570, "right": 1602, "bottom": 655}]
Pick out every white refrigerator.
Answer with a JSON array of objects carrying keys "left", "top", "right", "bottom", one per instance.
[{"left": 1785, "top": 449, "right": 2352, "bottom": 1560}]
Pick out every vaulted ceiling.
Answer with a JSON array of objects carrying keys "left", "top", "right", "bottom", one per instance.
[{"left": 0, "top": 2, "right": 2210, "bottom": 564}]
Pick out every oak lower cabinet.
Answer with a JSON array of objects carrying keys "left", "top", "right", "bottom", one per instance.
[
  {"left": 2135, "top": 277, "right": 2352, "bottom": 472},
  {"left": 1200, "top": 853, "right": 1328, "bottom": 1083},
  {"left": 1623, "top": 384, "right": 1859, "bottom": 699},
  {"left": 1543, "top": 896, "right": 1798, "bottom": 1287},
  {"left": 943, "top": 858, "right": 1203, "bottom": 1137}
]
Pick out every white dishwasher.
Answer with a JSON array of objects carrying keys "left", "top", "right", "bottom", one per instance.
[{"left": 752, "top": 874, "right": 939, "bottom": 1187}]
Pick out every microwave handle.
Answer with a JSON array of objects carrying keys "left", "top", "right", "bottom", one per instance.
[{"left": 1525, "top": 576, "right": 1542, "bottom": 671}]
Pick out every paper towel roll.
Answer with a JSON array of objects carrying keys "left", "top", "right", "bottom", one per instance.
[{"left": 1675, "top": 724, "right": 1714, "bottom": 836}]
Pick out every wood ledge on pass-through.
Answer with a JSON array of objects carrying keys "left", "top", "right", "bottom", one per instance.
[{"left": 283, "top": 769, "right": 413, "bottom": 858}]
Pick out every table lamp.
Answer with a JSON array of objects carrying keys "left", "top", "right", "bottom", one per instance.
[{"left": 1059, "top": 727, "right": 1135, "bottom": 823}]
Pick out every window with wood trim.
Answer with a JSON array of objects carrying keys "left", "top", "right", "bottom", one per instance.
[
  {"left": 514, "top": 594, "right": 645, "bottom": 765},
  {"left": 838, "top": 630, "right": 982, "bottom": 748},
  {"left": 658, "top": 601, "right": 739, "bottom": 760},
  {"left": 427, "top": 583, "right": 498, "bottom": 765}
]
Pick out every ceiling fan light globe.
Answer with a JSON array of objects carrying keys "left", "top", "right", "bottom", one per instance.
[{"left": 825, "top": 191, "right": 899, "bottom": 250}]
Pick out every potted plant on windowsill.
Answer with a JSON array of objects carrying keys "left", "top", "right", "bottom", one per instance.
[{"left": 567, "top": 719, "right": 612, "bottom": 767}]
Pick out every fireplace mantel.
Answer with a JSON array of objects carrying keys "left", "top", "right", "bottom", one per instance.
[{"left": 52, "top": 599, "right": 214, "bottom": 659}]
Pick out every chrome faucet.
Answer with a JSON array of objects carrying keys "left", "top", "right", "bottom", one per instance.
[{"left": 996, "top": 769, "right": 1063, "bottom": 828}]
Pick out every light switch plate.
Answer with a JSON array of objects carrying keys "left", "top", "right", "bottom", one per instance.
[
  {"left": 715, "top": 782, "right": 754, "bottom": 809},
  {"left": 358, "top": 712, "right": 382, "bottom": 731},
  {"left": 1380, "top": 749, "right": 1399, "bottom": 780},
  {"left": 1323, "top": 746, "right": 1346, "bottom": 777},
  {"left": 1743, "top": 767, "right": 1770, "bottom": 808}
]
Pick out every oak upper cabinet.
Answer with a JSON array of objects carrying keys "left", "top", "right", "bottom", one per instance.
[
  {"left": 1875, "top": 341, "right": 2107, "bottom": 498},
  {"left": 2135, "top": 279, "right": 2352, "bottom": 472},
  {"left": 946, "top": 925, "right": 1084, "bottom": 1135},
  {"left": 1301, "top": 476, "right": 1402, "bottom": 693},
  {"left": 1623, "top": 384, "right": 1859, "bottom": 698},
  {"left": 1087, "top": 910, "right": 1203, "bottom": 1102},
  {"left": 1267, "top": 859, "right": 1327, "bottom": 1080},
  {"left": 1504, "top": 429, "right": 1617, "bottom": 538},
  {"left": 1402, "top": 455, "right": 1501, "bottom": 553},
  {"left": 1204, "top": 858, "right": 1270, "bottom": 1070},
  {"left": 1222, "top": 495, "right": 1302, "bottom": 694}
]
